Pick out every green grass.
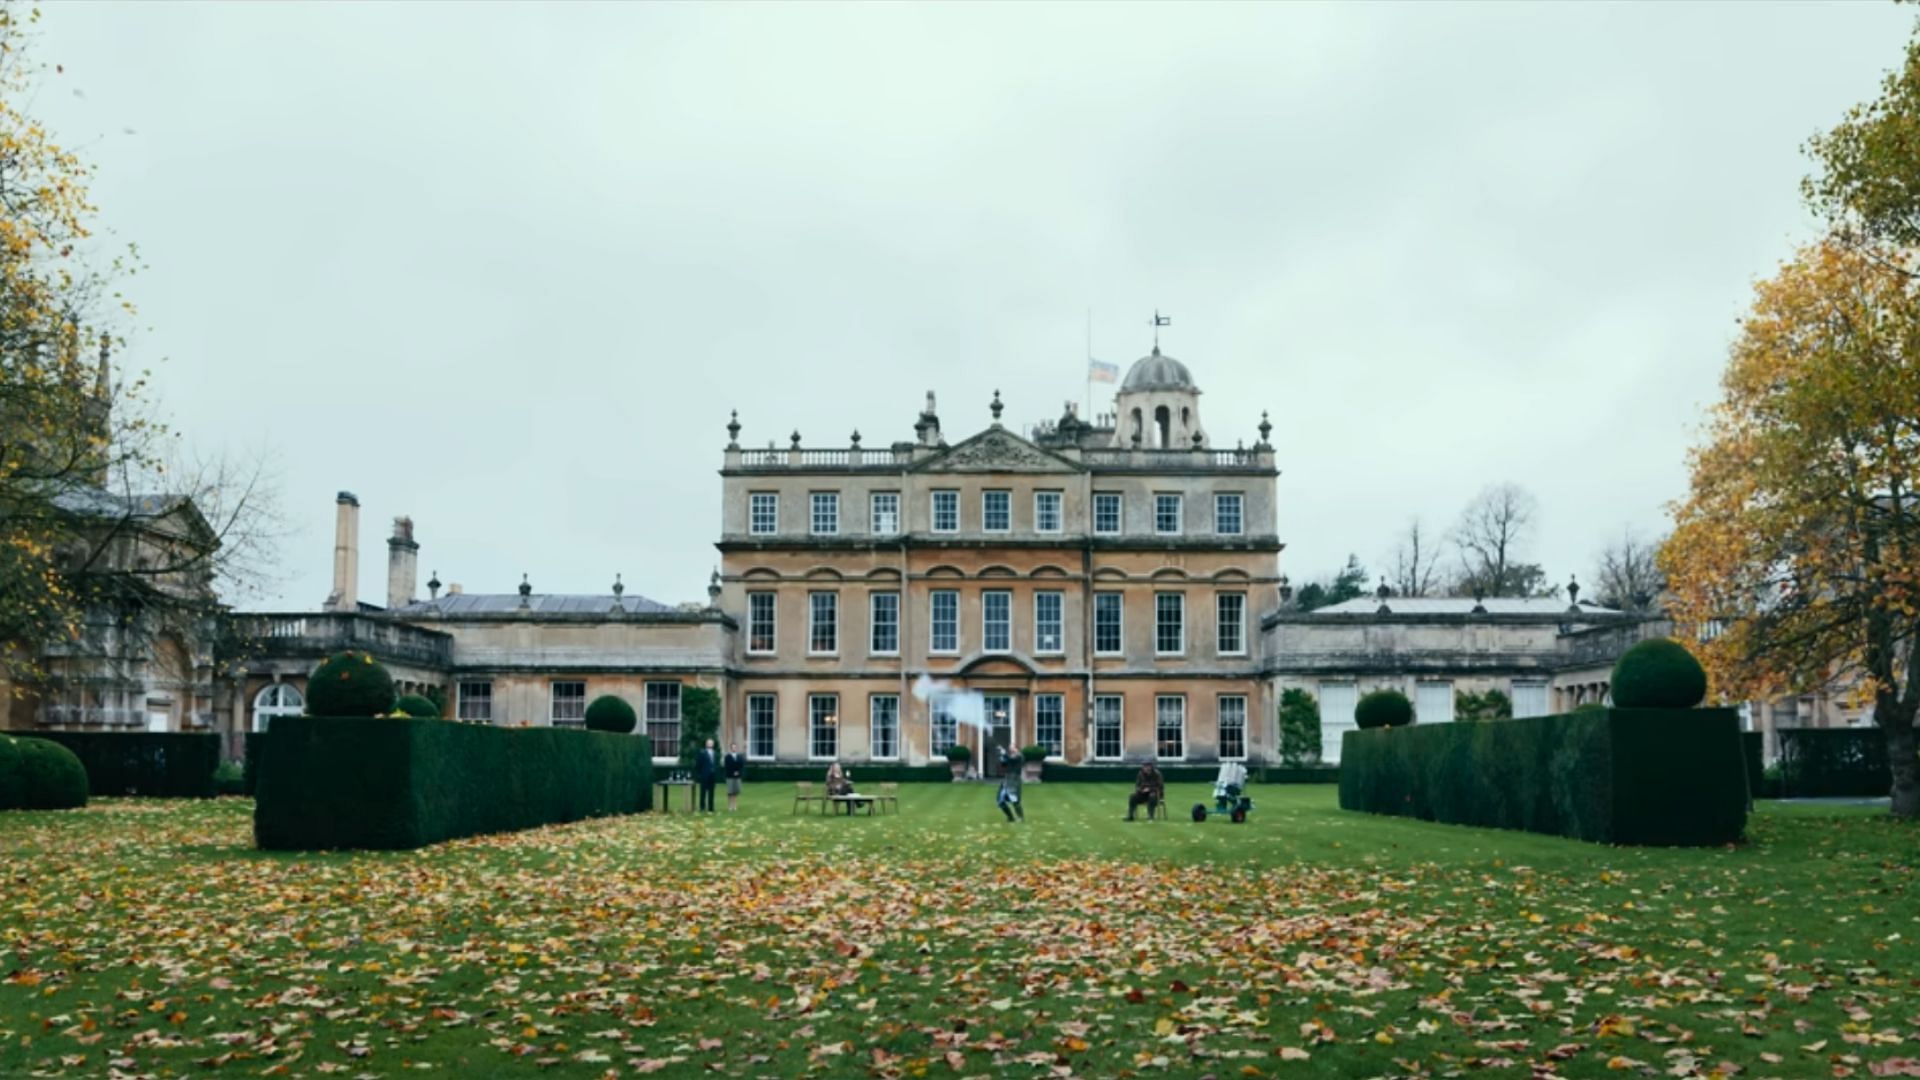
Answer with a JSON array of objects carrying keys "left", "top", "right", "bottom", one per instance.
[{"left": 1, "top": 785, "right": 1915, "bottom": 1079}]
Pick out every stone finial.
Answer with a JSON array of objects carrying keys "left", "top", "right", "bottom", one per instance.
[
  {"left": 726, "top": 410, "right": 741, "bottom": 448},
  {"left": 1567, "top": 574, "right": 1581, "bottom": 610},
  {"left": 850, "top": 429, "right": 862, "bottom": 448},
  {"left": 1278, "top": 574, "right": 1293, "bottom": 605},
  {"left": 790, "top": 430, "right": 802, "bottom": 449},
  {"left": 1258, "top": 410, "right": 1273, "bottom": 446},
  {"left": 990, "top": 389, "right": 1003, "bottom": 424},
  {"left": 613, "top": 572, "right": 624, "bottom": 598},
  {"left": 1375, "top": 578, "right": 1392, "bottom": 614},
  {"left": 1130, "top": 428, "right": 1143, "bottom": 448},
  {"left": 707, "top": 568, "right": 722, "bottom": 609},
  {"left": 1471, "top": 585, "right": 1487, "bottom": 615},
  {"left": 518, "top": 573, "right": 532, "bottom": 606},
  {"left": 1191, "top": 429, "right": 1204, "bottom": 449},
  {"left": 427, "top": 570, "right": 442, "bottom": 601}
]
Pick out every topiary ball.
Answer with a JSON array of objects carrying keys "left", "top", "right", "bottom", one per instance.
[
  {"left": 306, "top": 651, "right": 396, "bottom": 718},
  {"left": 1355, "top": 689, "right": 1415, "bottom": 729},
  {"left": 0, "top": 735, "right": 22, "bottom": 811},
  {"left": 395, "top": 694, "right": 440, "bottom": 719},
  {"left": 584, "top": 694, "right": 637, "bottom": 734},
  {"left": 1610, "top": 637, "right": 1708, "bottom": 709},
  {"left": 15, "top": 738, "right": 88, "bottom": 809},
  {"left": 1572, "top": 702, "right": 1609, "bottom": 714}
]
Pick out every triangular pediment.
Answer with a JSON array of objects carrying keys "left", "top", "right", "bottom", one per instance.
[{"left": 915, "top": 428, "right": 1081, "bottom": 474}]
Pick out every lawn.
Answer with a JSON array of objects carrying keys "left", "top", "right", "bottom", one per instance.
[{"left": 1, "top": 784, "right": 1915, "bottom": 1079}]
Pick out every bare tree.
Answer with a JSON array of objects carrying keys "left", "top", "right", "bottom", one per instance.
[
  {"left": 1386, "top": 518, "right": 1444, "bottom": 598},
  {"left": 1450, "top": 483, "right": 1538, "bottom": 597},
  {"left": 1592, "top": 528, "right": 1665, "bottom": 612}
]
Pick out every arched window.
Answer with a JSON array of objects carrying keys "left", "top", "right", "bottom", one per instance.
[
  {"left": 1154, "top": 405, "right": 1171, "bottom": 449},
  {"left": 253, "top": 683, "right": 304, "bottom": 732},
  {"left": 1130, "top": 407, "right": 1144, "bottom": 443}
]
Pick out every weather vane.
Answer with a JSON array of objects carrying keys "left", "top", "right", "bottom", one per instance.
[{"left": 1150, "top": 309, "right": 1170, "bottom": 349}]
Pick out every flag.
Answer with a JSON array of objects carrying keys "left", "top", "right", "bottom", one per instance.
[{"left": 1088, "top": 359, "right": 1119, "bottom": 383}]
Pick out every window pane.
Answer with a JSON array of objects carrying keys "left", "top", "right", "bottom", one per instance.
[
  {"left": 870, "top": 592, "right": 899, "bottom": 654},
  {"left": 932, "top": 696, "right": 958, "bottom": 754},
  {"left": 1035, "top": 694, "right": 1064, "bottom": 757},
  {"left": 983, "top": 490, "right": 1010, "bottom": 531},
  {"left": 1095, "top": 593, "right": 1122, "bottom": 654},
  {"left": 1218, "top": 695, "right": 1247, "bottom": 760},
  {"left": 932, "top": 490, "right": 959, "bottom": 532},
  {"left": 1318, "top": 682, "right": 1357, "bottom": 764},
  {"left": 810, "top": 492, "right": 839, "bottom": 535},
  {"left": 871, "top": 694, "right": 899, "bottom": 759},
  {"left": 809, "top": 592, "right": 838, "bottom": 653},
  {"left": 872, "top": 493, "right": 900, "bottom": 536},
  {"left": 1416, "top": 682, "right": 1454, "bottom": 725},
  {"left": 809, "top": 694, "right": 838, "bottom": 760},
  {"left": 1035, "top": 592, "right": 1063, "bottom": 653},
  {"left": 931, "top": 590, "right": 959, "bottom": 652},
  {"left": 985, "top": 695, "right": 1014, "bottom": 750},
  {"left": 1094, "top": 493, "right": 1121, "bottom": 535},
  {"left": 1035, "top": 491, "right": 1062, "bottom": 532},
  {"left": 748, "top": 592, "right": 776, "bottom": 653},
  {"left": 1216, "top": 593, "right": 1244, "bottom": 655},
  {"left": 646, "top": 683, "right": 682, "bottom": 760},
  {"left": 1156, "top": 696, "right": 1185, "bottom": 760},
  {"left": 1155, "top": 592, "right": 1185, "bottom": 654},
  {"left": 1094, "top": 695, "right": 1123, "bottom": 759},
  {"left": 1215, "top": 493, "right": 1243, "bottom": 536},
  {"left": 747, "top": 694, "right": 776, "bottom": 759},
  {"left": 750, "top": 493, "right": 778, "bottom": 535},
  {"left": 458, "top": 681, "right": 492, "bottom": 722},
  {"left": 550, "top": 681, "right": 586, "bottom": 724},
  {"left": 1154, "top": 494, "right": 1182, "bottom": 535},
  {"left": 984, "top": 591, "right": 1012, "bottom": 651}
]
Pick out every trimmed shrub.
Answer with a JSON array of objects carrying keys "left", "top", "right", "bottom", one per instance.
[
  {"left": 306, "top": 651, "right": 396, "bottom": 718},
  {"left": 1355, "top": 689, "right": 1414, "bottom": 730},
  {"left": 29, "top": 731, "right": 219, "bottom": 798},
  {"left": 1610, "top": 638, "right": 1708, "bottom": 709},
  {"left": 1779, "top": 728, "right": 1889, "bottom": 797},
  {"left": 1020, "top": 744, "right": 1049, "bottom": 762},
  {"left": 1278, "top": 688, "right": 1321, "bottom": 764},
  {"left": 16, "top": 738, "right": 89, "bottom": 810},
  {"left": 584, "top": 694, "right": 638, "bottom": 734},
  {"left": 0, "top": 735, "right": 21, "bottom": 810},
  {"left": 1338, "top": 707, "right": 1747, "bottom": 846},
  {"left": 944, "top": 744, "right": 973, "bottom": 762},
  {"left": 254, "top": 717, "right": 654, "bottom": 850},
  {"left": 395, "top": 694, "right": 440, "bottom": 719},
  {"left": 1455, "top": 689, "right": 1512, "bottom": 722},
  {"left": 214, "top": 760, "right": 246, "bottom": 796},
  {"left": 1573, "top": 702, "right": 1609, "bottom": 713}
]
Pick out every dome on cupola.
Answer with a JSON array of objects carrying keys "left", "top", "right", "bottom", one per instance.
[{"left": 1120, "top": 347, "right": 1199, "bottom": 393}]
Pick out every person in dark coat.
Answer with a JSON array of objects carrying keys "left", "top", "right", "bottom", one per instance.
[
  {"left": 723, "top": 742, "right": 747, "bottom": 812},
  {"left": 1126, "top": 761, "right": 1164, "bottom": 821},
  {"left": 694, "top": 738, "right": 718, "bottom": 813},
  {"left": 996, "top": 745, "right": 1025, "bottom": 822}
]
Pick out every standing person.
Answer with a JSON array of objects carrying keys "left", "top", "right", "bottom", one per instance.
[
  {"left": 723, "top": 742, "right": 746, "bottom": 812},
  {"left": 1126, "top": 760, "right": 1164, "bottom": 821},
  {"left": 996, "top": 744, "right": 1025, "bottom": 823},
  {"left": 694, "top": 738, "right": 718, "bottom": 813}
]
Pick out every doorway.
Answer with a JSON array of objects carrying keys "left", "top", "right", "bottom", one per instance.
[{"left": 984, "top": 694, "right": 1015, "bottom": 776}]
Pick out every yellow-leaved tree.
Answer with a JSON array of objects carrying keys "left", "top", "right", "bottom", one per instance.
[{"left": 1662, "top": 239, "right": 1920, "bottom": 817}]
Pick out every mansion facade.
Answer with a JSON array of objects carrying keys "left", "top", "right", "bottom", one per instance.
[{"left": 7, "top": 347, "right": 1846, "bottom": 766}]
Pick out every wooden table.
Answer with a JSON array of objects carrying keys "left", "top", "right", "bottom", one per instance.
[
  {"left": 830, "top": 794, "right": 876, "bottom": 817},
  {"left": 655, "top": 779, "right": 695, "bottom": 814}
]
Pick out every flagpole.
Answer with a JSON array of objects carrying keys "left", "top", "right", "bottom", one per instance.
[{"left": 1085, "top": 308, "right": 1093, "bottom": 421}]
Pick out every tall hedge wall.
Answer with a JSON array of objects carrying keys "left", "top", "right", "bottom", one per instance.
[
  {"left": 733, "top": 762, "right": 1340, "bottom": 784},
  {"left": 1338, "top": 707, "right": 1747, "bottom": 846},
  {"left": 30, "top": 731, "right": 220, "bottom": 798},
  {"left": 1778, "top": 728, "right": 1890, "bottom": 797},
  {"left": 254, "top": 717, "right": 653, "bottom": 850}
]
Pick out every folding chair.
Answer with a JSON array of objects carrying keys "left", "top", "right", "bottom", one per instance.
[
  {"left": 877, "top": 782, "right": 900, "bottom": 815},
  {"left": 792, "top": 781, "right": 824, "bottom": 815}
]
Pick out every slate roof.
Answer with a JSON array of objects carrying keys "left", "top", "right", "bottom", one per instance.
[
  {"left": 1310, "top": 597, "right": 1620, "bottom": 616},
  {"left": 389, "top": 593, "right": 678, "bottom": 619}
]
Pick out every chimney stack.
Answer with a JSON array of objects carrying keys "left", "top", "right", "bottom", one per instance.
[
  {"left": 325, "top": 492, "right": 361, "bottom": 612},
  {"left": 387, "top": 516, "right": 419, "bottom": 610}
]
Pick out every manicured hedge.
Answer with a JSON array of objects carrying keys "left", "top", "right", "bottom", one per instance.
[
  {"left": 1742, "top": 731, "right": 1767, "bottom": 801},
  {"left": 1778, "top": 728, "right": 1890, "bottom": 798},
  {"left": 30, "top": 731, "right": 220, "bottom": 798},
  {"left": 9, "top": 736, "right": 89, "bottom": 809},
  {"left": 727, "top": 762, "right": 1332, "bottom": 784},
  {"left": 1260, "top": 766, "right": 1340, "bottom": 785},
  {"left": 741, "top": 762, "right": 952, "bottom": 784},
  {"left": 1338, "top": 708, "right": 1748, "bottom": 846},
  {"left": 254, "top": 717, "right": 654, "bottom": 850},
  {"left": 1039, "top": 764, "right": 1230, "bottom": 784}
]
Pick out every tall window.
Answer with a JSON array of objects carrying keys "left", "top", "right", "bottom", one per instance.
[
  {"left": 1155, "top": 592, "right": 1185, "bottom": 655},
  {"left": 1094, "top": 593, "right": 1123, "bottom": 655},
  {"left": 749, "top": 492, "right": 778, "bottom": 535},
  {"left": 1218, "top": 695, "right": 1247, "bottom": 761},
  {"left": 747, "top": 693, "right": 776, "bottom": 759},
  {"left": 930, "top": 589, "right": 959, "bottom": 652},
  {"left": 1035, "top": 693, "right": 1064, "bottom": 758},
  {"left": 1093, "top": 492, "right": 1122, "bottom": 536},
  {"left": 808, "top": 694, "right": 838, "bottom": 760},
  {"left": 1034, "top": 591, "right": 1064, "bottom": 654},
  {"left": 1215, "top": 493, "right": 1243, "bottom": 536},
  {"left": 252, "top": 683, "right": 305, "bottom": 732},
  {"left": 932, "top": 489, "right": 959, "bottom": 532},
  {"left": 1034, "top": 491, "right": 1062, "bottom": 533},
  {"left": 983, "top": 590, "right": 1012, "bottom": 652},
  {"left": 808, "top": 591, "right": 838, "bottom": 654},
  {"left": 1156, "top": 695, "right": 1186, "bottom": 760},
  {"left": 1216, "top": 592, "right": 1245, "bottom": 656},
  {"left": 810, "top": 492, "right": 839, "bottom": 535},
  {"left": 870, "top": 694, "right": 899, "bottom": 760},
  {"left": 458, "top": 680, "right": 492, "bottom": 722},
  {"left": 1416, "top": 681, "right": 1454, "bottom": 725},
  {"left": 1512, "top": 680, "right": 1550, "bottom": 719},
  {"left": 1094, "top": 695, "right": 1123, "bottom": 760},
  {"left": 646, "top": 682, "right": 682, "bottom": 759},
  {"left": 747, "top": 592, "right": 776, "bottom": 654},
  {"left": 983, "top": 490, "right": 1011, "bottom": 532},
  {"left": 1154, "top": 493, "right": 1183, "bottom": 535},
  {"left": 986, "top": 695, "right": 1014, "bottom": 753},
  {"left": 871, "top": 492, "right": 900, "bottom": 536},
  {"left": 870, "top": 591, "right": 900, "bottom": 655},
  {"left": 931, "top": 697, "right": 958, "bottom": 755},
  {"left": 550, "top": 680, "right": 586, "bottom": 725}
]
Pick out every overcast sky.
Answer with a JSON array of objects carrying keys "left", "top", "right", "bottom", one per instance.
[{"left": 33, "top": 2, "right": 1914, "bottom": 610}]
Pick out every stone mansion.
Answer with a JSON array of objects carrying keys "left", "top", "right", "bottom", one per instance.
[{"left": 15, "top": 346, "right": 1837, "bottom": 766}]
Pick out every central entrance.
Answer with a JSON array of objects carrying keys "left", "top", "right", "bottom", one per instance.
[{"left": 983, "top": 694, "right": 1015, "bottom": 776}]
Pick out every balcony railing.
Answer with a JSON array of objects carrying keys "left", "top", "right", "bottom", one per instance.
[
  {"left": 221, "top": 612, "right": 454, "bottom": 669},
  {"left": 731, "top": 445, "right": 918, "bottom": 471},
  {"left": 38, "top": 704, "right": 145, "bottom": 728},
  {"left": 733, "top": 441, "right": 1272, "bottom": 472}
]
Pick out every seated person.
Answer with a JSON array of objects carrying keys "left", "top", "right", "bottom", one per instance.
[
  {"left": 1126, "top": 761, "right": 1164, "bottom": 820},
  {"left": 1214, "top": 759, "right": 1248, "bottom": 801},
  {"left": 824, "top": 761, "right": 853, "bottom": 797}
]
